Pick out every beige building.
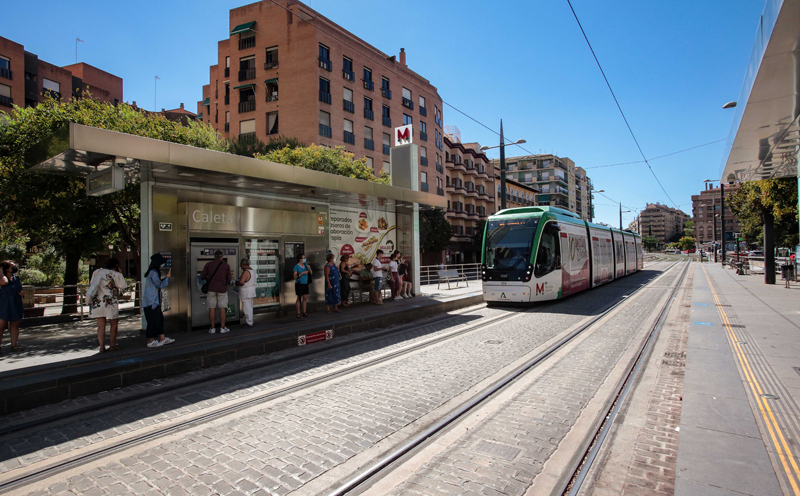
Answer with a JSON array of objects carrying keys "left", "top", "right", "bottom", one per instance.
[
  {"left": 691, "top": 183, "right": 742, "bottom": 250},
  {"left": 637, "top": 203, "right": 690, "bottom": 244},
  {"left": 492, "top": 153, "right": 594, "bottom": 221}
]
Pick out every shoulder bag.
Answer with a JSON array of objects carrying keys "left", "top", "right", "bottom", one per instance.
[{"left": 201, "top": 261, "right": 222, "bottom": 294}]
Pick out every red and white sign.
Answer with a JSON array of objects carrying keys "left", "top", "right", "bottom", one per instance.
[{"left": 394, "top": 124, "right": 413, "bottom": 146}]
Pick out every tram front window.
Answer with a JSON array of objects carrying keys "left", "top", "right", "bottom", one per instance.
[{"left": 484, "top": 219, "right": 538, "bottom": 270}]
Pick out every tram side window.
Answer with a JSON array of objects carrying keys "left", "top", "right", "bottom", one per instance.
[{"left": 534, "top": 224, "right": 561, "bottom": 278}]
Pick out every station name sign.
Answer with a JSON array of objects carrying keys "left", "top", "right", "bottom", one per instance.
[{"left": 187, "top": 203, "right": 239, "bottom": 232}]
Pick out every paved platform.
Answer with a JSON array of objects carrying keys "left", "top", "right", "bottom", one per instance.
[
  {"left": 677, "top": 262, "right": 800, "bottom": 495},
  {"left": 0, "top": 283, "right": 483, "bottom": 414}
]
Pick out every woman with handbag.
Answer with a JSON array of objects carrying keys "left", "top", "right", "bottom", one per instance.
[
  {"left": 293, "top": 254, "right": 312, "bottom": 318},
  {"left": 86, "top": 258, "right": 127, "bottom": 353},
  {"left": 142, "top": 254, "right": 175, "bottom": 348}
]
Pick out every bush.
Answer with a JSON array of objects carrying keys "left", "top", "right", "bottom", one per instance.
[
  {"left": 257, "top": 145, "right": 390, "bottom": 184},
  {"left": 228, "top": 135, "right": 304, "bottom": 158},
  {"left": 19, "top": 268, "right": 47, "bottom": 286}
]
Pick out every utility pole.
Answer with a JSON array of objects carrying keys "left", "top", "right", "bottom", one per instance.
[
  {"left": 720, "top": 183, "right": 726, "bottom": 267},
  {"left": 499, "top": 120, "right": 507, "bottom": 211},
  {"left": 619, "top": 202, "right": 622, "bottom": 231},
  {"left": 712, "top": 195, "right": 718, "bottom": 263}
]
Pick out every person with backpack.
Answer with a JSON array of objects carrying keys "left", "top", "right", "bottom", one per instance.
[{"left": 200, "top": 251, "right": 232, "bottom": 334}]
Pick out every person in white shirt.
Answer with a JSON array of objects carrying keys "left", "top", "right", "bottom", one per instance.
[
  {"left": 389, "top": 253, "right": 402, "bottom": 300},
  {"left": 373, "top": 250, "right": 385, "bottom": 302},
  {"left": 234, "top": 258, "right": 256, "bottom": 326}
]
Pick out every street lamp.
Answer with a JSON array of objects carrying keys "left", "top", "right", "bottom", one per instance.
[
  {"left": 722, "top": 101, "right": 737, "bottom": 109},
  {"left": 620, "top": 208, "right": 631, "bottom": 230},
  {"left": 480, "top": 121, "right": 526, "bottom": 210}
]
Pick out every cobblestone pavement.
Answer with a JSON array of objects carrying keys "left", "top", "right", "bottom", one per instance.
[
  {"left": 7, "top": 265, "right": 673, "bottom": 496},
  {"left": 386, "top": 267, "right": 683, "bottom": 496}
]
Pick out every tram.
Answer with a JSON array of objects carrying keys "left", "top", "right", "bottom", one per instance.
[{"left": 481, "top": 206, "right": 643, "bottom": 303}]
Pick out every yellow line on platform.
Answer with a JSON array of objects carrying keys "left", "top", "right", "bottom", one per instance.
[{"left": 701, "top": 265, "right": 800, "bottom": 495}]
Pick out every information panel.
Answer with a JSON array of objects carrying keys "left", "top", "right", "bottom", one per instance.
[
  {"left": 329, "top": 205, "right": 396, "bottom": 267},
  {"left": 244, "top": 239, "right": 280, "bottom": 308}
]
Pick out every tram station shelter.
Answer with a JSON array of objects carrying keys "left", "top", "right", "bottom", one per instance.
[
  {"left": 26, "top": 123, "right": 446, "bottom": 332},
  {"left": 720, "top": 0, "right": 800, "bottom": 280}
]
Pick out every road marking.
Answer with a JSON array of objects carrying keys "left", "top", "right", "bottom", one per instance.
[
  {"left": 693, "top": 322, "right": 713, "bottom": 326},
  {"left": 694, "top": 303, "right": 709, "bottom": 306},
  {"left": 701, "top": 264, "right": 800, "bottom": 495}
]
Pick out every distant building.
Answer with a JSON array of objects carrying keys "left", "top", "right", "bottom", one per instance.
[
  {"left": 638, "top": 203, "right": 690, "bottom": 244},
  {"left": 691, "top": 183, "right": 742, "bottom": 250},
  {"left": 0, "top": 36, "right": 122, "bottom": 110},
  {"left": 492, "top": 153, "right": 594, "bottom": 221},
  {"left": 502, "top": 179, "right": 538, "bottom": 209}
]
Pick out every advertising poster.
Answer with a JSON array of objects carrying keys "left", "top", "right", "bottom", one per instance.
[
  {"left": 329, "top": 205, "right": 396, "bottom": 270},
  {"left": 244, "top": 239, "right": 280, "bottom": 308}
]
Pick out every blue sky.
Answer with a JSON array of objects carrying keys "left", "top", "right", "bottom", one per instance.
[{"left": 4, "top": 0, "right": 764, "bottom": 226}]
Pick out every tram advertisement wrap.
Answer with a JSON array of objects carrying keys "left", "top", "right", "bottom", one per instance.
[{"left": 329, "top": 205, "right": 396, "bottom": 268}]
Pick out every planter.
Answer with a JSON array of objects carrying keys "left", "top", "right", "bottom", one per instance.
[{"left": 24, "top": 307, "right": 46, "bottom": 318}]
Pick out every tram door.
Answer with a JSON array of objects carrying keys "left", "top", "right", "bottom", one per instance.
[{"left": 190, "top": 240, "right": 240, "bottom": 327}]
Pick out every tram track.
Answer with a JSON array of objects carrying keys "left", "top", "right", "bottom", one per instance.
[
  {"left": 0, "top": 261, "right": 677, "bottom": 495},
  {"left": 325, "top": 260, "right": 688, "bottom": 495}
]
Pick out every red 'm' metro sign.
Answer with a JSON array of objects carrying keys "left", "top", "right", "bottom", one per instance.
[{"left": 394, "top": 124, "right": 413, "bottom": 146}]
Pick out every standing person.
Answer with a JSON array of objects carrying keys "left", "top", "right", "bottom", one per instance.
[
  {"left": 293, "top": 254, "right": 312, "bottom": 318},
  {"left": 373, "top": 250, "right": 385, "bottom": 303},
  {"left": 86, "top": 258, "right": 128, "bottom": 353},
  {"left": 359, "top": 263, "right": 380, "bottom": 304},
  {"left": 399, "top": 255, "right": 413, "bottom": 298},
  {"left": 324, "top": 254, "right": 341, "bottom": 313},
  {"left": 389, "top": 253, "right": 402, "bottom": 300},
  {"left": 338, "top": 254, "right": 359, "bottom": 308},
  {"left": 200, "top": 250, "right": 231, "bottom": 334},
  {"left": 142, "top": 254, "right": 175, "bottom": 348},
  {"left": 235, "top": 258, "right": 256, "bottom": 326},
  {"left": 0, "top": 260, "right": 24, "bottom": 352}
]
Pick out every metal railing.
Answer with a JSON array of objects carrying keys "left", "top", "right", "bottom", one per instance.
[
  {"left": 419, "top": 263, "right": 482, "bottom": 286},
  {"left": 722, "top": 255, "right": 798, "bottom": 281},
  {"left": 19, "top": 282, "right": 142, "bottom": 322}
]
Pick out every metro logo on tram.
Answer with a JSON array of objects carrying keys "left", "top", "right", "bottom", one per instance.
[{"left": 536, "top": 283, "right": 545, "bottom": 295}]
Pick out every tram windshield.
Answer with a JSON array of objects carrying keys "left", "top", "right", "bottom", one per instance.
[{"left": 484, "top": 218, "right": 538, "bottom": 270}]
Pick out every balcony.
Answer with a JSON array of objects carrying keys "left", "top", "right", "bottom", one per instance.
[
  {"left": 435, "top": 116, "right": 442, "bottom": 127},
  {"left": 319, "top": 124, "right": 332, "bottom": 138},
  {"left": 0, "top": 95, "right": 12, "bottom": 107},
  {"left": 319, "top": 58, "right": 332, "bottom": 71},
  {"left": 436, "top": 163, "right": 444, "bottom": 174},
  {"left": 264, "top": 61, "right": 279, "bottom": 70},
  {"left": 421, "top": 183, "right": 429, "bottom": 192},
  {"left": 466, "top": 188, "right": 479, "bottom": 198},
  {"left": 437, "top": 187, "right": 444, "bottom": 196},
  {"left": 342, "top": 70, "right": 355, "bottom": 82},
  {"left": 420, "top": 156, "right": 428, "bottom": 166},
  {"left": 556, "top": 162, "right": 569, "bottom": 172},
  {"left": 467, "top": 211, "right": 479, "bottom": 220},
  {"left": 343, "top": 100, "right": 354, "bottom": 113},
  {"left": 449, "top": 210, "right": 468, "bottom": 220},
  {"left": 224, "top": 67, "right": 230, "bottom": 78},
  {"left": 420, "top": 106, "right": 427, "bottom": 117},
  {"left": 381, "top": 88, "right": 391, "bottom": 99},
  {"left": 364, "top": 138, "right": 374, "bottom": 150},
  {"left": 224, "top": 95, "right": 230, "bottom": 105},
  {"left": 383, "top": 144, "right": 390, "bottom": 155},
  {"left": 363, "top": 80, "right": 374, "bottom": 91},
  {"left": 239, "top": 36, "right": 256, "bottom": 50},
  {"left": 239, "top": 68, "right": 255, "bottom": 81},
  {"left": 266, "top": 92, "right": 278, "bottom": 102},
  {"left": 382, "top": 116, "right": 391, "bottom": 127},
  {"left": 344, "top": 131, "right": 355, "bottom": 145},
  {"left": 319, "top": 91, "right": 331, "bottom": 104},
  {"left": 0, "top": 67, "right": 14, "bottom": 80},
  {"left": 43, "top": 88, "right": 62, "bottom": 101},
  {"left": 420, "top": 132, "right": 427, "bottom": 141},
  {"left": 364, "top": 108, "right": 374, "bottom": 120},
  {"left": 402, "top": 97, "right": 414, "bottom": 110},
  {"left": 239, "top": 132, "right": 256, "bottom": 143},
  {"left": 238, "top": 100, "right": 256, "bottom": 113}
]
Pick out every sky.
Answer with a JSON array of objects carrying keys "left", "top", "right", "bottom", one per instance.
[{"left": 3, "top": 0, "right": 765, "bottom": 227}]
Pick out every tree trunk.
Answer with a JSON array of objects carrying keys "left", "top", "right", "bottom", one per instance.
[{"left": 61, "top": 251, "right": 80, "bottom": 314}]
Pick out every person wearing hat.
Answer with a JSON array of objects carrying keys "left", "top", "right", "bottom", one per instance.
[
  {"left": 142, "top": 254, "right": 175, "bottom": 348},
  {"left": 235, "top": 257, "right": 256, "bottom": 326},
  {"left": 200, "top": 250, "right": 232, "bottom": 334}
]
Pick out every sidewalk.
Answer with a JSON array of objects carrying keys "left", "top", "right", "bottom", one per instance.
[
  {"left": 0, "top": 282, "right": 483, "bottom": 414},
  {"left": 677, "top": 262, "right": 800, "bottom": 495}
]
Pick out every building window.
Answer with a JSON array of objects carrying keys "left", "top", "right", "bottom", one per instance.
[
  {"left": 265, "top": 46, "right": 279, "bottom": 69},
  {"left": 319, "top": 44, "right": 332, "bottom": 71},
  {"left": 403, "top": 114, "right": 412, "bottom": 126},
  {"left": 366, "top": 156, "right": 374, "bottom": 171},
  {"left": 0, "top": 83, "right": 11, "bottom": 106},
  {"left": 225, "top": 56, "right": 230, "bottom": 77},
  {"left": 225, "top": 111, "right": 230, "bottom": 132},
  {"left": 319, "top": 110, "right": 332, "bottom": 137},
  {"left": 420, "top": 146, "right": 427, "bottom": 158},
  {"left": 364, "top": 126, "right": 374, "bottom": 150},
  {"left": 382, "top": 105, "right": 391, "bottom": 127},
  {"left": 319, "top": 77, "right": 331, "bottom": 104},
  {"left": 363, "top": 97, "right": 374, "bottom": 120},
  {"left": 435, "top": 105, "right": 442, "bottom": 127},
  {"left": 344, "top": 118, "right": 355, "bottom": 144},
  {"left": 383, "top": 133, "right": 391, "bottom": 155},
  {"left": 363, "top": 67, "right": 373, "bottom": 90},
  {"left": 0, "top": 56, "right": 9, "bottom": 71},
  {"left": 383, "top": 161, "right": 391, "bottom": 175},
  {"left": 419, "top": 95, "right": 426, "bottom": 110},
  {"left": 342, "top": 56, "right": 354, "bottom": 81},
  {"left": 420, "top": 121, "right": 427, "bottom": 140},
  {"left": 266, "top": 111, "right": 279, "bottom": 135},
  {"left": 421, "top": 171, "right": 428, "bottom": 184},
  {"left": 239, "top": 30, "right": 255, "bottom": 50},
  {"left": 239, "top": 56, "right": 256, "bottom": 81},
  {"left": 239, "top": 119, "right": 256, "bottom": 141},
  {"left": 381, "top": 77, "right": 391, "bottom": 99},
  {"left": 402, "top": 87, "right": 413, "bottom": 109},
  {"left": 43, "top": 78, "right": 60, "bottom": 92},
  {"left": 265, "top": 79, "right": 278, "bottom": 102},
  {"left": 343, "top": 87, "right": 354, "bottom": 113},
  {"left": 238, "top": 86, "right": 255, "bottom": 113}
]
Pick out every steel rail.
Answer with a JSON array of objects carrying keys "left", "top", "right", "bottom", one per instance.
[{"left": 327, "top": 260, "right": 683, "bottom": 496}]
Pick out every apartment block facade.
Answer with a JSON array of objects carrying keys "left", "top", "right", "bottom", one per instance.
[
  {"left": 691, "top": 183, "right": 742, "bottom": 248},
  {"left": 503, "top": 179, "right": 538, "bottom": 208},
  {"left": 492, "top": 153, "right": 594, "bottom": 221},
  {"left": 443, "top": 136, "right": 495, "bottom": 264},
  {"left": 638, "top": 203, "right": 690, "bottom": 244},
  {"left": 0, "top": 36, "right": 122, "bottom": 111},
  {"left": 197, "top": 0, "right": 445, "bottom": 191}
]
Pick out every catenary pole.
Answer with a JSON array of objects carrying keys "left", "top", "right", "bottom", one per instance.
[{"left": 499, "top": 120, "right": 507, "bottom": 211}]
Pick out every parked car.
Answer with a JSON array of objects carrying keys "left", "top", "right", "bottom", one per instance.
[{"left": 748, "top": 250, "right": 764, "bottom": 257}]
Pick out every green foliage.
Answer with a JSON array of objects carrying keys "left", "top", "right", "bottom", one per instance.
[
  {"left": 642, "top": 235, "right": 659, "bottom": 251},
  {"left": 26, "top": 244, "right": 65, "bottom": 286},
  {"left": 228, "top": 135, "right": 305, "bottom": 158},
  {"left": 678, "top": 236, "right": 696, "bottom": 251},
  {"left": 727, "top": 178, "right": 798, "bottom": 248},
  {"left": 0, "top": 222, "right": 28, "bottom": 263},
  {"left": 420, "top": 209, "right": 455, "bottom": 253},
  {"left": 257, "top": 145, "right": 390, "bottom": 184},
  {"left": 18, "top": 268, "right": 47, "bottom": 286},
  {"left": 683, "top": 220, "right": 694, "bottom": 238}
]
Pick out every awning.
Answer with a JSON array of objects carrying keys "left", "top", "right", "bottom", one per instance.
[
  {"left": 230, "top": 21, "right": 256, "bottom": 35},
  {"left": 197, "top": 113, "right": 203, "bottom": 119},
  {"left": 201, "top": 97, "right": 210, "bottom": 106},
  {"left": 233, "top": 83, "right": 256, "bottom": 90},
  {"left": 264, "top": 78, "right": 278, "bottom": 85}
]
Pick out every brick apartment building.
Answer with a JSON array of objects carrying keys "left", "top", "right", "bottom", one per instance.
[
  {"left": 197, "top": 0, "right": 446, "bottom": 191},
  {"left": 637, "top": 203, "right": 690, "bottom": 244},
  {"left": 692, "top": 183, "right": 742, "bottom": 249},
  {"left": 492, "top": 153, "right": 594, "bottom": 221},
  {"left": 442, "top": 134, "right": 495, "bottom": 264},
  {"left": 0, "top": 36, "right": 122, "bottom": 110}
]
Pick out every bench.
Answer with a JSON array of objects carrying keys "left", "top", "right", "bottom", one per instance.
[{"left": 437, "top": 269, "right": 468, "bottom": 290}]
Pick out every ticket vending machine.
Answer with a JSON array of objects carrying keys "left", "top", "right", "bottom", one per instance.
[{"left": 190, "top": 240, "right": 239, "bottom": 328}]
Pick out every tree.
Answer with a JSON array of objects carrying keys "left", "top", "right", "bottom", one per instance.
[
  {"left": 0, "top": 96, "right": 228, "bottom": 312},
  {"left": 420, "top": 209, "right": 455, "bottom": 253},
  {"left": 229, "top": 135, "right": 304, "bottom": 158},
  {"left": 678, "top": 236, "right": 696, "bottom": 251},
  {"left": 727, "top": 177, "right": 798, "bottom": 248},
  {"left": 683, "top": 220, "right": 694, "bottom": 238},
  {"left": 257, "top": 145, "right": 390, "bottom": 184},
  {"left": 642, "top": 235, "right": 659, "bottom": 252}
]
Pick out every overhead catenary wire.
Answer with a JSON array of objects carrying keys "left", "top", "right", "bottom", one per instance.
[
  {"left": 564, "top": 0, "right": 678, "bottom": 208},
  {"left": 585, "top": 138, "right": 727, "bottom": 169}
]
